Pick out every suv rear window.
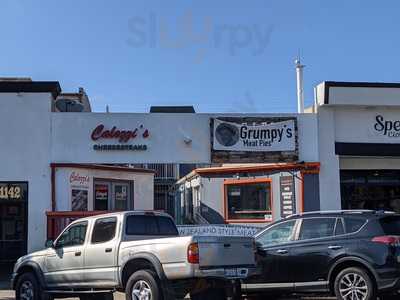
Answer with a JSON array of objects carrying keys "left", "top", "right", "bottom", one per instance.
[
  {"left": 299, "top": 218, "right": 336, "bottom": 240},
  {"left": 125, "top": 215, "right": 179, "bottom": 236},
  {"left": 379, "top": 216, "right": 400, "bottom": 235},
  {"left": 344, "top": 218, "right": 365, "bottom": 233}
]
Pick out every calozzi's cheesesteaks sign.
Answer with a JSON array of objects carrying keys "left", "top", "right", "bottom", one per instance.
[
  {"left": 91, "top": 124, "right": 150, "bottom": 151},
  {"left": 211, "top": 117, "right": 298, "bottom": 163}
]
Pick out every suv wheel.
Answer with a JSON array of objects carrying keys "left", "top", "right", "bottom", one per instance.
[
  {"left": 334, "top": 267, "right": 375, "bottom": 300},
  {"left": 16, "top": 272, "right": 42, "bottom": 300},
  {"left": 126, "top": 270, "right": 160, "bottom": 300}
]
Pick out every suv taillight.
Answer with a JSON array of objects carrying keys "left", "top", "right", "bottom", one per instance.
[
  {"left": 187, "top": 243, "right": 199, "bottom": 264},
  {"left": 372, "top": 236, "right": 400, "bottom": 246}
]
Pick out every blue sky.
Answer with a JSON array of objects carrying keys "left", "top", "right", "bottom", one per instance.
[{"left": 1, "top": 0, "right": 399, "bottom": 112}]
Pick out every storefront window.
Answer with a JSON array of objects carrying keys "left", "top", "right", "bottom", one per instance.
[
  {"left": 341, "top": 170, "right": 400, "bottom": 213},
  {"left": 225, "top": 179, "right": 272, "bottom": 221},
  {"left": 94, "top": 183, "right": 109, "bottom": 210}
]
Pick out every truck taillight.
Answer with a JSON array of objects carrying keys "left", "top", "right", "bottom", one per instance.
[
  {"left": 372, "top": 236, "right": 400, "bottom": 246},
  {"left": 187, "top": 243, "right": 199, "bottom": 264}
]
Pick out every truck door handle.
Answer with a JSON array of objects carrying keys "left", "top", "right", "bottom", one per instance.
[
  {"left": 276, "top": 249, "right": 288, "bottom": 254},
  {"left": 75, "top": 251, "right": 82, "bottom": 256},
  {"left": 328, "top": 245, "right": 343, "bottom": 250},
  {"left": 105, "top": 248, "right": 112, "bottom": 253}
]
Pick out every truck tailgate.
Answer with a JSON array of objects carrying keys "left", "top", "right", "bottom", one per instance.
[{"left": 196, "top": 236, "right": 255, "bottom": 268}]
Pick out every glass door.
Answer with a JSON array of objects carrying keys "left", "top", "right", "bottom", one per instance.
[
  {"left": 112, "top": 183, "right": 130, "bottom": 211},
  {"left": 0, "top": 182, "right": 28, "bottom": 264}
]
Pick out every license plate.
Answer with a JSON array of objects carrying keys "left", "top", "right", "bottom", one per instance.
[
  {"left": 224, "top": 268, "right": 248, "bottom": 278},
  {"left": 224, "top": 268, "right": 237, "bottom": 277}
]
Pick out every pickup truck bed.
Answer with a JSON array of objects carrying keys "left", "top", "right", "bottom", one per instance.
[{"left": 120, "top": 235, "right": 255, "bottom": 281}]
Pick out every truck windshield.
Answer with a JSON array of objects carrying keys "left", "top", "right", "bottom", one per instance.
[
  {"left": 379, "top": 216, "right": 400, "bottom": 235},
  {"left": 125, "top": 215, "right": 179, "bottom": 236}
]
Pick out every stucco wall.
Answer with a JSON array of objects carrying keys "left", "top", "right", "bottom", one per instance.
[
  {"left": 0, "top": 93, "right": 53, "bottom": 252},
  {"left": 51, "top": 113, "right": 319, "bottom": 164},
  {"left": 317, "top": 107, "right": 341, "bottom": 210}
]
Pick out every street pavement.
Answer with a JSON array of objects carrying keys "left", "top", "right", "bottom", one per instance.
[{"left": 0, "top": 290, "right": 336, "bottom": 300}]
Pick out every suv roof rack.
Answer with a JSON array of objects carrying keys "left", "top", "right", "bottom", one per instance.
[{"left": 286, "top": 210, "right": 396, "bottom": 219}]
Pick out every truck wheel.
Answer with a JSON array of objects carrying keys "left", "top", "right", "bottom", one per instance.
[
  {"left": 126, "top": 270, "right": 160, "bottom": 300},
  {"left": 15, "top": 272, "right": 43, "bottom": 300},
  {"left": 334, "top": 267, "right": 375, "bottom": 300}
]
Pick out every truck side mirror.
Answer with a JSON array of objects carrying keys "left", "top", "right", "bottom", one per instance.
[{"left": 45, "top": 239, "right": 54, "bottom": 248}]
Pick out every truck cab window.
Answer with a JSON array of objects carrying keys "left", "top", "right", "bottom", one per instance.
[
  {"left": 56, "top": 222, "right": 88, "bottom": 248},
  {"left": 125, "top": 215, "right": 178, "bottom": 236},
  {"left": 157, "top": 216, "right": 179, "bottom": 236},
  {"left": 91, "top": 217, "right": 117, "bottom": 244},
  {"left": 126, "top": 215, "right": 158, "bottom": 235}
]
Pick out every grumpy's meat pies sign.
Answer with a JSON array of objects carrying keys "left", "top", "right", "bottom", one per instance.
[{"left": 213, "top": 118, "right": 296, "bottom": 152}]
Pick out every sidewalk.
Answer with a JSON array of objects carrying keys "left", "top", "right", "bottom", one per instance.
[
  {"left": 0, "top": 291, "right": 338, "bottom": 300},
  {"left": 0, "top": 291, "right": 13, "bottom": 300},
  {"left": 0, "top": 291, "right": 126, "bottom": 300},
  {"left": 0, "top": 264, "right": 12, "bottom": 290}
]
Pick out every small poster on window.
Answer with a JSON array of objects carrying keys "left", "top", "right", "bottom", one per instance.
[
  {"left": 280, "top": 176, "right": 296, "bottom": 218},
  {"left": 95, "top": 185, "right": 108, "bottom": 200},
  {"left": 115, "top": 186, "right": 127, "bottom": 201},
  {"left": 71, "top": 189, "right": 88, "bottom": 211}
]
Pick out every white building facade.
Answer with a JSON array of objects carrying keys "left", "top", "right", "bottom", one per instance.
[
  {"left": 317, "top": 82, "right": 400, "bottom": 213},
  {"left": 0, "top": 80, "right": 321, "bottom": 261},
  {"left": 4, "top": 79, "right": 400, "bottom": 263}
]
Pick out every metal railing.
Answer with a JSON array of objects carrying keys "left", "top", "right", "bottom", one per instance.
[{"left": 130, "top": 163, "right": 178, "bottom": 179}]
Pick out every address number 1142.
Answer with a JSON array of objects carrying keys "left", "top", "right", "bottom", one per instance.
[{"left": 0, "top": 186, "right": 22, "bottom": 199}]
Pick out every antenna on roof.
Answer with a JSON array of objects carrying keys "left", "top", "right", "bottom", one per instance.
[{"left": 295, "top": 52, "right": 305, "bottom": 114}]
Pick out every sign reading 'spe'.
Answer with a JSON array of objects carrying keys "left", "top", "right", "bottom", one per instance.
[{"left": 213, "top": 119, "right": 296, "bottom": 152}]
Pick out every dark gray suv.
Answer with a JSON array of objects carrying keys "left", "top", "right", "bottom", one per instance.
[{"left": 243, "top": 210, "right": 400, "bottom": 300}]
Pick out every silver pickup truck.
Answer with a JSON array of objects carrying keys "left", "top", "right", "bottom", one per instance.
[{"left": 11, "top": 211, "right": 257, "bottom": 300}]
